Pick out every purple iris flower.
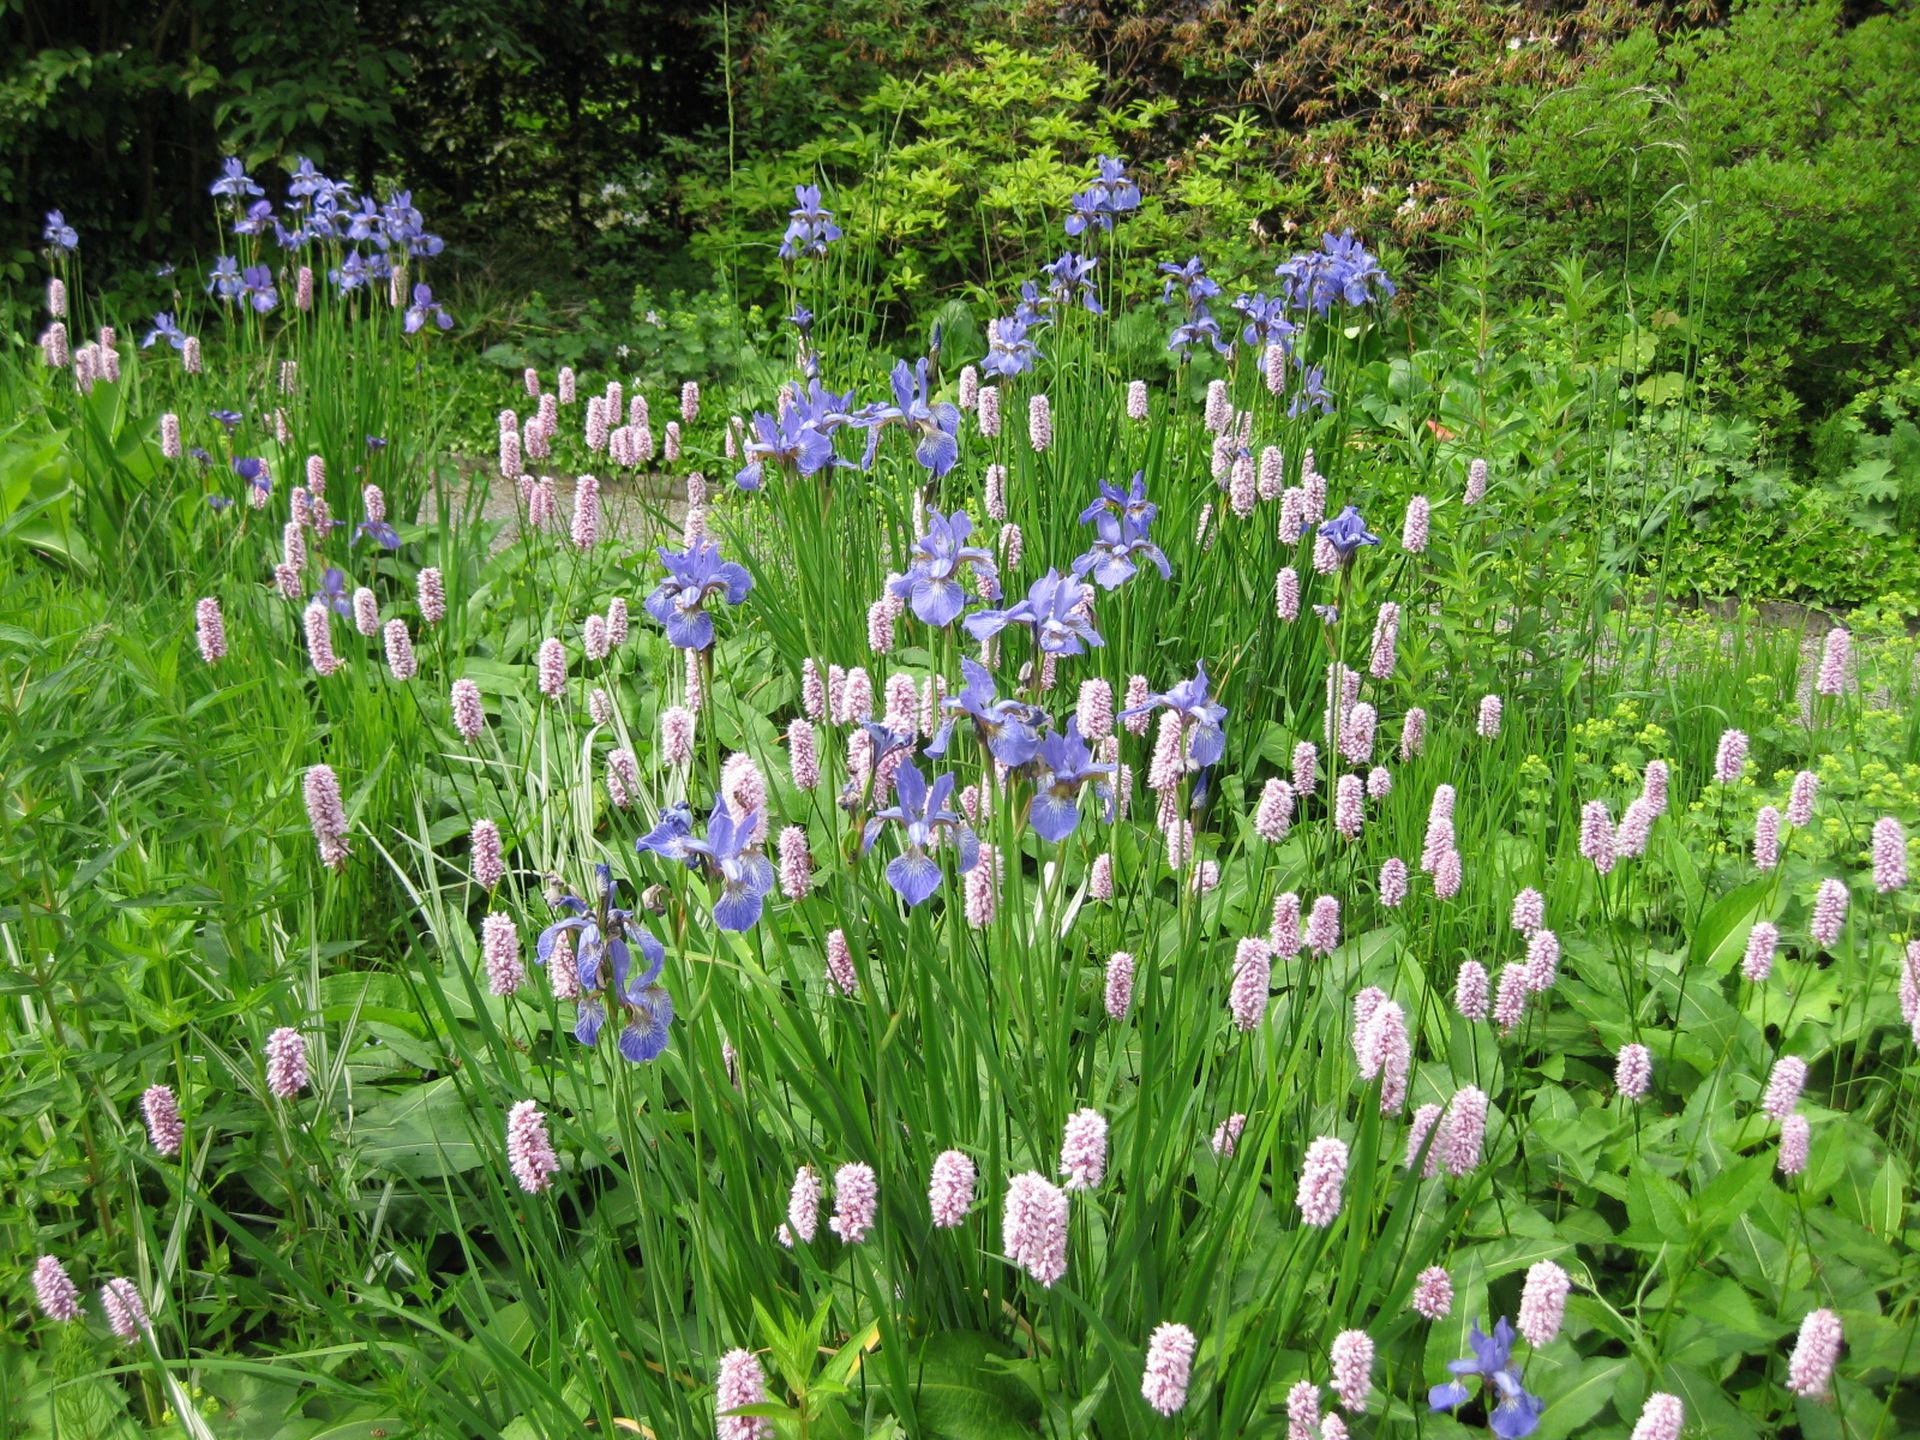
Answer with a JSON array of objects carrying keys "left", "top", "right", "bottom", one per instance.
[
  {"left": 357, "top": 515, "right": 401, "bottom": 550},
  {"left": 287, "top": 157, "right": 344, "bottom": 204},
  {"left": 1429, "top": 1318, "right": 1544, "bottom": 1439},
  {"left": 205, "top": 493, "right": 231, "bottom": 510},
  {"left": 980, "top": 314, "right": 1043, "bottom": 380},
  {"left": 142, "top": 313, "right": 188, "bottom": 350},
  {"left": 861, "top": 760, "right": 980, "bottom": 907},
  {"left": 210, "top": 409, "right": 243, "bottom": 433},
  {"left": 787, "top": 307, "right": 814, "bottom": 335},
  {"left": 188, "top": 447, "right": 213, "bottom": 470},
  {"left": 1160, "top": 257, "right": 1221, "bottom": 308},
  {"left": 316, "top": 567, "right": 353, "bottom": 616},
  {"left": 231, "top": 457, "right": 271, "bottom": 500},
  {"left": 404, "top": 283, "right": 454, "bottom": 334},
  {"left": 43, "top": 211, "right": 78, "bottom": 255},
  {"left": 890, "top": 508, "right": 996, "bottom": 627},
  {"left": 680, "top": 795, "right": 777, "bottom": 932},
  {"left": 1078, "top": 472, "right": 1157, "bottom": 527},
  {"left": 1288, "top": 362, "right": 1333, "bottom": 417},
  {"left": 928, "top": 658, "right": 1045, "bottom": 768},
  {"left": 962, "top": 569, "right": 1103, "bottom": 657},
  {"left": 644, "top": 538, "right": 753, "bottom": 650},
  {"left": 1118, "top": 661, "right": 1228, "bottom": 768},
  {"left": 1168, "top": 309, "right": 1230, "bottom": 358},
  {"left": 1039, "top": 251, "right": 1102, "bottom": 314},
  {"left": 233, "top": 200, "right": 276, "bottom": 237},
  {"left": 1275, "top": 231, "right": 1396, "bottom": 314},
  {"left": 206, "top": 256, "right": 244, "bottom": 301},
  {"left": 1233, "top": 291, "right": 1298, "bottom": 352},
  {"left": 1063, "top": 154, "right": 1140, "bottom": 237},
  {"left": 239, "top": 265, "right": 278, "bottom": 313},
  {"left": 1029, "top": 719, "right": 1116, "bottom": 843},
  {"left": 346, "top": 198, "right": 389, "bottom": 249},
  {"left": 1071, "top": 510, "right": 1171, "bottom": 591},
  {"left": 210, "top": 157, "right": 264, "bottom": 201},
  {"left": 735, "top": 381, "right": 856, "bottom": 490},
  {"left": 858, "top": 358, "right": 961, "bottom": 476},
  {"left": 1013, "top": 281, "right": 1048, "bottom": 331},
  {"left": 778, "top": 184, "right": 842, "bottom": 261},
  {"left": 537, "top": 865, "right": 674, "bottom": 1061},
  {"left": 1319, "top": 505, "right": 1379, "bottom": 559},
  {"left": 634, "top": 802, "right": 698, "bottom": 866}
]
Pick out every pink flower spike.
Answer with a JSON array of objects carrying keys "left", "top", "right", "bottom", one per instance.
[
  {"left": 829, "top": 1162, "right": 878, "bottom": 1243},
  {"left": 1296, "top": 1136, "right": 1349, "bottom": 1227},
  {"left": 1454, "top": 960, "right": 1490, "bottom": 1022},
  {"left": 715, "top": 1348, "right": 775, "bottom": 1440},
  {"left": 195, "top": 597, "right": 227, "bottom": 664},
  {"left": 929, "top": 1149, "right": 976, "bottom": 1228},
  {"left": 1409, "top": 1266, "right": 1453, "bottom": 1320},
  {"left": 1785, "top": 1308, "right": 1843, "bottom": 1397},
  {"left": 1105, "top": 951, "right": 1135, "bottom": 1020},
  {"left": 265, "top": 1026, "right": 308, "bottom": 1099},
  {"left": 1516, "top": 1261, "right": 1572, "bottom": 1347},
  {"left": 1779, "top": 1113, "right": 1811, "bottom": 1177},
  {"left": 33, "top": 1256, "right": 82, "bottom": 1322},
  {"left": 1059, "top": 1108, "right": 1108, "bottom": 1190},
  {"left": 787, "top": 1165, "right": 820, "bottom": 1243},
  {"left": 1761, "top": 1056, "right": 1808, "bottom": 1121},
  {"left": 1141, "top": 1322, "right": 1197, "bottom": 1417},
  {"left": 1002, "top": 1171, "right": 1070, "bottom": 1287},
  {"left": 482, "top": 913, "right": 524, "bottom": 996},
  {"left": 1630, "top": 1393, "right": 1685, "bottom": 1440},
  {"left": 1873, "top": 816, "right": 1907, "bottom": 892},
  {"left": 506, "top": 1099, "right": 560, "bottom": 1193},
  {"left": 141, "top": 1084, "right": 184, "bottom": 1156},
  {"left": 1328, "top": 1330, "right": 1373, "bottom": 1413},
  {"left": 1714, "top": 727, "right": 1748, "bottom": 785},
  {"left": 1810, "top": 877, "right": 1849, "bottom": 949},
  {"left": 100, "top": 1277, "right": 148, "bottom": 1344},
  {"left": 451, "top": 678, "right": 486, "bottom": 743},
  {"left": 1615, "top": 1043, "right": 1651, "bottom": 1101},
  {"left": 1742, "top": 921, "right": 1779, "bottom": 983},
  {"left": 824, "top": 929, "right": 859, "bottom": 997}
]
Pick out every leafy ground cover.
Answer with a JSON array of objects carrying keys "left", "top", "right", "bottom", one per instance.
[{"left": 3, "top": 153, "right": 1918, "bottom": 1439}]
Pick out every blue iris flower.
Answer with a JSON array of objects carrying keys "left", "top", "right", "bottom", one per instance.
[
  {"left": 240, "top": 265, "right": 278, "bottom": 314},
  {"left": 1072, "top": 510, "right": 1171, "bottom": 592},
  {"left": 1289, "top": 362, "right": 1333, "bottom": 417},
  {"left": 680, "top": 795, "right": 777, "bottom": 932},
  {"left": 142, "top": 313, "right": 188, "bottom": 351},
  {"left": 735, "top": 381, "right": 856, "bottom": 490},
  {"left": 1118, "top": 661, "right": 1229, "bottom": 768},
  {"left": 1078, "top": 472, "right": 1158, "bottom": 528},
  {"left": 644, "top": 538, "right": 753, "bottom": 650},
  {"left": 346, "top": 198, "right": 389, "bottom": 249},
  {"left": 231, "top": 457, "right": 271, "bottom": 501},
  {"left": 980, "top": 313, "right": 1044, "bottom": 380},
  {"left": 779, "top": 184, "right": 842, "bottom": 261},
  {"left": 962, "top": 570, "right": 1103, "bottom": 657},
  {"left": 404, "top": 283, "right": 455, "bottom": 334},
  {"left": 928, "top": 658, "right": 1046, "bottom": 768},
  {"left": 861, "top": 760, "right": 981, "bottom": 907},
  {"left": 537, "top": 866, "right": 674, "bottom": 1062},
  {"left": 1039, "top": 251, "right": 1102, "bottom": 314},
  {"left": 1063, "top": 154, "right": 1140, "bottom": 237},
  {"left": 210, "top": 157, "right": 264, "bottom": 201},
  {"left": 858, "top": 358, "right": 961, "bottom": 476},
  {"left": 357, "top": 515, "right": 401, "bottom": 550},
  {"left": 1319, "top": 505, "right": 1380, "bottom": 559},
  {"left": 1029, "top": 719, "right": 1116, "bottom": 843},
  {"left": 634, "top": 802, "right": 699, "bottom": 866},
  {"left": 1168, "top": 311, "right": 1230, "bottom": 357},
  {"left": 233, "top": 200, "right": 276, "bottom": 237},
  {"left": 206, "top": 256, "right": 244, "bottom": 301},
  {"left": 43, "top": 211, "right": 78, "bottom": 255},
  {"left": 1233, "top": 291, "right": 1298, "bottom": 352},
  {"left": 316, "top": 567, "right": 353, "bottom": 616},
  {"left": 889, "top": 508, "right": 997, "bottom": 628},
  {"left": 1429, "top": 1318, "right": 1545, "bottom": 1440},
  {"left": 1275, "top": 231, "right": 1396, "bottom": 314}
]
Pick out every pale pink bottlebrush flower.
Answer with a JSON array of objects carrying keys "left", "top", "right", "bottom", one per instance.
[
  {"left": 1779, "top": 1114, "right": 1811, "bottom": 1177},
  {"left": 417, "top": 567, "right": 446, "bottom": 626},
  {"left": 1788, "top": 769, "right": 1819, "bottom": 827},
  {"left": 1306, "top": 895, "right": 1340, "bottom": 955},
  {"left": 1476, "top": 694, "right": 1502, "bottom": 739},
  {"left": 965, "top": 844, "right": 1002, "bottom": 927},
  {"left": 1401, "top": 496, "right": 1430, "bottom": 554},
  {"left": 1367, "top": 603, "right": 1400, "bottom": 680},
  {"left": 958, "top": 366, "right": 980, "bottom": 409},
  {"left": 1270, "top": 892, "right": 1303, "bottom": 958},
  {"left": 195, "top": 597, "right": 227, "bottom": 664},
  {"left": 1379, "top": 857, "right": 1409, "bottom": 907},
  {"left": 265, "top": 1026, "right": 308, "bottom": 1099},
  {"left": 482, "top": 913, "right": 524, "bottom": 996},
  {"left": 841, "top": 666, "right": 874, "bottom": 724},
  {"left": 1254, "top": 779, "right": 1294, "bottom": 841},
  {"left": 1465, "top": 457, "right": 1489, "bottom": 504},
  {"left": 1211, "top": 1113, "right": 1247, "bottom": 1157},
  {"left": 1743, "top": 921, "right": 1779, "bottom": 983},
  {"left": 1328, "top": 1330, "right": 1373, "bottom": 1413},
  {"left": 1127, "top": 378, "right": 1148, "bottom": 419},
  {"left": 1296, "top": 1136, "right": 1349, "bottom": 1227},
  {"left": 1580, "top": 800, "right": 1616, "bottom": 874},
  {"left": 1901, "top": 941, "right": 1920, "bottom": 1042},
  {"left": 1263, "top": 341, "right": 1290, "bottom": 395},
  {"left": 282, "top": 521, "right": 307, "bottom": 575},
  {"left": 557, "top": 367, "right": 576, "bottom": 404},
  {"left": 1141, "top": 1322, "right": 1197, "bottom": 1417},
  {"left": 1077, "top": 678, "right": 1113, "bottom": 742},
  {"left": 1814, "top": 627, "right": 1850, "bottom": 697},
  {"left": 1059, "top": 1108, "right": 1108, "bottom": 1190},
  {"left": 1259, "top": 445, "right": 1284, "bottom": 500},
  {"left": 1524, "top": 928, "right": 1561, "bottom": 992},
  {"left": 866, "top": 599, "right": 895, "bottom": 655},
  {"left": 606, "top": 596, "right": 629, "bottom": 647},
  {"left": 305, "top": 763, "right": 350, "bottom": 870},
  {"left": 1810, "top": 877, "right": 1849, "bottom": 949},
  {"left": 824, "top": 929, "right": 858, "bottom": 997},
  {"left": 1642, "top": 758, "right": 1671, "bottom": 817},
  {"left": 1003, "top": 1171, "right": 1070, "bottom": 1287},
  {"left": 1401, "top": 707, "right": 1427, "bottom": 761},
  {"left": 1516, "top": 1261, "right": 1571, "bottom": 1347},
  {"left": 100, "top": 1278, "right": 148, "bottom": 1344},
  {"left": 1204, "top": 379, "right": 1230, "bottom": 431},
  {"left": 161, "top": 412, "right": 182, "bottom": 459},
  {"left": 1616, "top": 1043, "right": 1652, "bottom": 1100},
  {"left": 1028, "top": 393, "right": 1052, "bottom": 452},
  {"left": 604, "top": 748, "right": 639, "bottom": 808},
  {"left": 1492, "top": 964, "right": 1529, "bottom": 1034},
  {"left": 715, "top": 1349, "right": 775, "bottom": 1440},
  {"left": 1279, "top": 489, "right": 1307, "bottom": 545},
  {"left": 1105, "top": 952, "right": 1135, "bottom": 1020},
  {"left": 1432, "top": 849, "right": 1463, "bottom": 899},
  {"left": 1714, "top": 728, "right": 1748, "bottom": 785},
  {"left": 383, "top": 619, "right": 417, "bottom": 680},
  {"left": 1089, "top": 852, "right": 1115, "bottom": 900},
  {"left": 451, "top": 678, "right": 486, "bottom": 743},
  {"left": 1762, "top": 1056, "right": 1808, "bottom": 1120},
  {"left": 1405, "top": 1104, "right": 1442, "bottom": 1176},
  {"left": 787, "top": 718, "right": 819, "bottom": 789},
  {"left": 506, "top": 1099, "right": 560, "bottom": 1193},
  {"left": 1454, "top": 960, "right": 1490, "bottom": 1021},
  {"left": 1510, "top": 887, "right": 1545, "bottom": 935},
  {"left": 978, "top": 384, "right": 1001, "bottom": 438},
  {"left": 471, "top": 819, "right": 505, "bottom": 890},
  {"left": 1146, "top": 715, "right": 1186, "bottom": 791},
  {"left": 1276, "top": 566, "right": 1301, "bottom": 621},
  {"left": 1422, "top": 785, "right": 1456, "bottom": 868},
  {"left": 1339, "top": 703, "right": 1377, "bottom": 764},
  {"left": 929, "top": 1150, "right": 976, "bottom": 1228},
  {"left": 352, "top": 586, "right": 380, "bottom": 637},
  {"left": 34, "top": 1256, "right": 82, "bottom": 1322},
  {"left": 1229, "top": 452, "right": 1256, "bottom": 516},
  {"left": 1630, "top": 1393, "right": 1685, "bottom": 1440},
  {"left": 142, "top": 1084, "right": 183, "bottom": 1156},
  {"left": 1617, "top": 797, "right": 1655, "bottom": 857},
  {"left": 583, "top": 614, "right": 611, "bottom": 663},
  {"left": 984, "top": 462, "right": 1008, "bottom": 521},
  {"left": 304, "top": 601, "right": 343, "bottom": 676},
  {"left": 829, "top": 1163, "right": 878, "bottom": 1243},
  {"left": 1229, "top": 938, "right": 1273, "bottom": 1031},
  {"left": 786, "top": 1165, "right": 820, "bottom": 1244},
  {"left": 1410, "top": 1266, "right": 1453, "bottom": 1320},
  {"left": 778, "top": 826, "right": 812, "bottom": 900},
  {"left": 1786, "top": 1309, "right": 1843, "bottom": 1397},
  {"left": 1286, "top": 1381, "right": 1323, "bottom": 1440},
  {"left": 1334, "top": 773, "right": 1365, "bottom": 838},
  {"left": 1311, "top": 532, "right": 1338, "bottom": 574},
  {"left": 537, "top": 637, "right": 567, "bottom": 700},
  {"left": 1873, "top": 817, "right": 1907, "bottom": 892},
  {"left": 1292, "top": 740, "right": 1319, "bottom": 797},
  {"left": 1123, "top": 675, "right": 1152, "bottom": 735}
]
